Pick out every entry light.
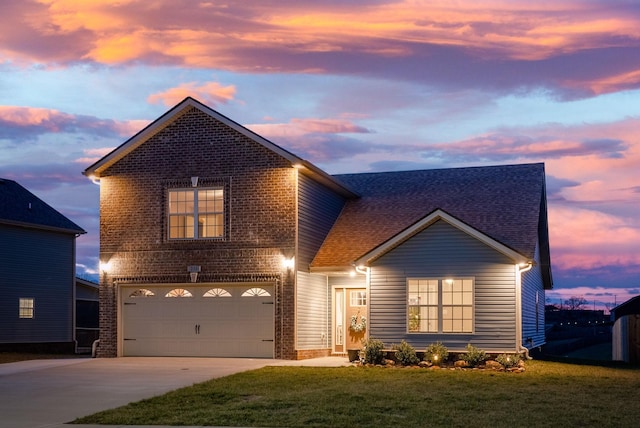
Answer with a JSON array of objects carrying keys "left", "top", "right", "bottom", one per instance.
[
  {"left": 99, "top": 261, "right": 111, "bottom": 273},
  {"left": 283, "top": 257, "right": 295, "bottom": 270}
]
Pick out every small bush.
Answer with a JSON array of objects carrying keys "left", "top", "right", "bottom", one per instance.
[
  {"left": 495, "top": 353, "right": 521, "bottom": 368},
  {"left": 393, "top": 340, "right": 419, "bottom": 366},
  {"left": 361, "top": 338, "right": 385, "bottom": 365},
  {"left": 461, "top": 343, "right": 487, "bottom": 367},
  {"left": 424, "top": 342, "right": 449, "bottom": 365}
]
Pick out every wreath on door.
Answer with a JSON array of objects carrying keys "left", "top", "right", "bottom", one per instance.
[{"left": 350, "top": 311, "right": 367, "bottom": 333}]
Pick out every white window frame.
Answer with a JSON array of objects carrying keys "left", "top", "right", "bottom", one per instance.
[
  {"left": 168, "top": 187, "right": 224, "bottom": 240},
  {"left": 350, "top": 290, "right": 366, "bottom": 307},
  {"left": 407, "top": 278, "right": 474, "bottom": 334},
  {"left": 19, "top": 298, "right": 34, "bottom": 319}
]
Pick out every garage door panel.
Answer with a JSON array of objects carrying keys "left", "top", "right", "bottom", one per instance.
[{"left": 121, "top": 284, "right": 274, "bottom": 357}]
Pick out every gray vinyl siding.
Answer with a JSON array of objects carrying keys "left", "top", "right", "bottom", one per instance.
[
  {"left": 0, "top": 224, "right": 75, "bottom": 343},
  {"left": 521, "top": 240, "right": 546, "bottom": 348},
  {"left": 297, "top": 174, "right": 346, "bottom": 268},
  {"left": 296, "top": 271, "right": 330, "bottom": 350},
  {"left": 369, "top": 220, "right": 518, "bottom": 352}
]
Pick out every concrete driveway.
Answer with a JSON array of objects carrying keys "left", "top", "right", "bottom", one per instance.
[{"left": 0, "top": 356, "right": 349, "bottom": 428}]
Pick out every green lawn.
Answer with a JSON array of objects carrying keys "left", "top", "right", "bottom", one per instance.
[{"left": 73, "top": 360, "right": 640, "bottom": 427}]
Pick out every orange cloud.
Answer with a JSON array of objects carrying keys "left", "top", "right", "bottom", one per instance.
[
  {"left": 148, "top": 82, "right": 236, "bottom": 107},
  {"left": 568, "top": 68, "right": 640, "bottom": 96},
  {"left": 8, "top": 1, "right": 638, "bottom": 67}
]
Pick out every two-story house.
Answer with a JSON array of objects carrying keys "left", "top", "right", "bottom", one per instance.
[
  {"left": 84, "top": 97, "right": 552, "bottom": 359},
  {"left": 0, "top": 178, "right": 86, "bottom": 352}
]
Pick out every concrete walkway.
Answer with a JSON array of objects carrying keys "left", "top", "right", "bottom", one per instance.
[{"left": 0, "top": 356, "right": 349, "bottom": 428}]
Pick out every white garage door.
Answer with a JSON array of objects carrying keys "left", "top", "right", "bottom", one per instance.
[{"left": 121, "top": 284, "right": 274, "bottom": 357}]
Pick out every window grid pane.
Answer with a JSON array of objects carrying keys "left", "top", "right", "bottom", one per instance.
[
  {"left": 408, "top": 278, "right": 473, "bottom": 334},
  {"left": 19, "top": 298, "right": 34, "bottom": 319},
  {"left": 169, "top": 188, "right": 224, "bottom": 240},
  {"left": 408, "top": 279, "right": 439, "bottom": 332},
  {"left": 350, "top": 291, "right": 366, "bottom": 306}
]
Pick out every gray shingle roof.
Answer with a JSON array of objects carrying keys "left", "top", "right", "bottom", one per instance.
[
  {"left": 311, "top": 163, "right": 546, "bottom": 269},
  {"left": 0, "top": 178, "right": 85, "bottom": 234}
]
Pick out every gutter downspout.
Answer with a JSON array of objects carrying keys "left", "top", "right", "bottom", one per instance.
[{"left": 516, "top": 262, "right": 533, "bottom": 359}]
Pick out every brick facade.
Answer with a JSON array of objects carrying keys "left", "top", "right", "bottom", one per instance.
[{"left": 97, "top": 106, "right": 298, "bottom": 358}]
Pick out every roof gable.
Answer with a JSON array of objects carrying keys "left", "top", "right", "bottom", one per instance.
[
  {"left": 355, "top": 209, "right": 529, "bottom": 266},
  {"left": 0, "top": 178, "right": 85, "bottom": 234},
  {"left": 311, "top": 163, "right": 547, "bottom": 270},
  {"left": 83, "top": 97, "right": 356, "bottom": 197}
]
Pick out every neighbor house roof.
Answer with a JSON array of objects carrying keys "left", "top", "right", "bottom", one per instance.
[
  {"left": 0, "top": 178, "right": 86, "bottom": 234},
  {"left": 611, "top": 295, "right": 640, "bottom": 321},
  {"left": 311, "top": 163, "right": 549, "bottom": 277},
  {"left": 82, "top": 97, "right": 357, "bottom": 198}
]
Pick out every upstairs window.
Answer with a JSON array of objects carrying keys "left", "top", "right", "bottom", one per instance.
[{"left": 168, "top": 188, "right": 224, "bottom": 239}]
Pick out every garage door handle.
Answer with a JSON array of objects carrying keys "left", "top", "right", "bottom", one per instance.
[
  {"left": 195, "top": 324, "right": 201, "bottom": 334},
  {"left": 262, "top": 339, "right": 274, "bottom": 342},
  {"left": 262, "top": 302, "right": 274, "bottom": 305},
  {"left": 124, "top": 338, "right": 136, "bottom": 341}
]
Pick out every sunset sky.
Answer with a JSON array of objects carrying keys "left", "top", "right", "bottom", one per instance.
[{"left": 1, "top": 0, "right": 639, "bottom": 311}]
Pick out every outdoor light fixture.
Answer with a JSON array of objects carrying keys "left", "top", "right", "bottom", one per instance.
[
  {"left": 188, "top": 265, "right": 201, "bottom": 282},
  {"left": 191, "top": 176, "right": 199, "bottom": 187},
  {"left": 99, "top": 261, "right": 111, "bottom": 273},
  {"left": 283, "top": 257, "right": 295, "bottom": 270}
]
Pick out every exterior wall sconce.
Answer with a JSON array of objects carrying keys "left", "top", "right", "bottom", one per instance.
[
  {"left": 191, "top": 176, "right": 199, "bottom": 187},
  {"left": 188, "top": 265, "right": 201, "bottom": 282},
  {"left": 283, "top": 257, "right": 295, "bottom": 270},
  {"left": 99, "top": 261, "right": 111, "bottom": 274}
]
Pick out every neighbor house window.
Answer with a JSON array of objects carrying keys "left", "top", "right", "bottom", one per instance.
[
  {"left": 19, "top": 298, "right": 34, "bottom": 319},
  {"left": 168, "top": 188, "right": 224, "bottom": 239},
  {"left": 408, "top": 278, "right": 473, "bottom": 333}
]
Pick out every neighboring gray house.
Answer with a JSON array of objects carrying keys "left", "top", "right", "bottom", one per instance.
[
  {"left": 0, "top": 178, "right": 86, "bottom": 353},
  {"left": 84, "top": 97, "right": 552, "bottom": 359},
  {"left": 611, "top": 295, "right": 640, "bottom": 364}
]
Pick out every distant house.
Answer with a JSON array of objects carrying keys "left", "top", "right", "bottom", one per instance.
[
  {"left": 611, "top": 295, "right": 640, "bottom": 363},
  {"left": 84, "top": 97, "right": 552, "bottom": 359},
  {"left": 0, "top": 178, "right": 86, "bottom": 353}
]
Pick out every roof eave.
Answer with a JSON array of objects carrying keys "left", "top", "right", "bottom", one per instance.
[{"left": 0, "top": 218, "right": 86, "bottom": 235}]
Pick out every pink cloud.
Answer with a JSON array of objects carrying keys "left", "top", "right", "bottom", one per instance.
[
  {"left": 148, "top": 82, "right": 237, "bottom": 107},
  {"left": 549, "top": 205, "right": 640, "bottom": 271},
  {"left": 248, "top": 117, "right": 371, "bottom": 138},
  {"left": 0, "top": 105, "right": 147, "bottom": 141},
  {"left": 74, "top": 147, "right": 116, "bottom": 165}
]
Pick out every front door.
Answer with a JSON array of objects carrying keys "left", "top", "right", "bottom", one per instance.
[{"left": 333, "top": 287, "right": 367, "bottom": 354}]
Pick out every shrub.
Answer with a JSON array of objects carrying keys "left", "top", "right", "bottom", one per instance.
[
  {"left": 394, "top": 340, "right": 419, "bottom": 366},
  {"left": 424, "top": 342, "right": 449, "bottom": 365},
  {"left": 461, "top": 343, "right": 487, "bottom": 367},
  {"left": 495, "top": 353, "right": 521, "bottom": 368},
  {"left": 361, "top": 338, "right": 385, "bottom": 365}
]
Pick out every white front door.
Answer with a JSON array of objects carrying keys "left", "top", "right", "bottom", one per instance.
[{"left": 333, "top": 287, "right": 367, "bottom": 354}]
